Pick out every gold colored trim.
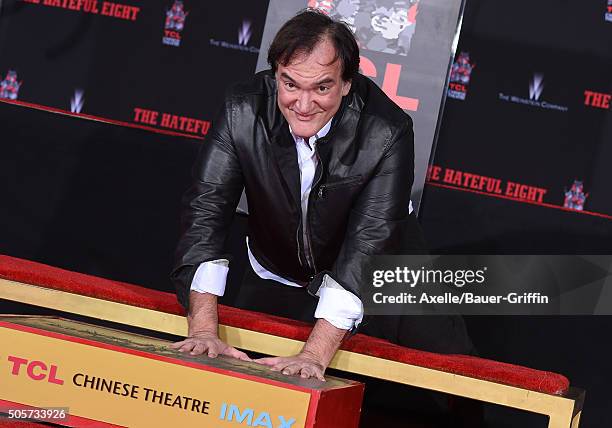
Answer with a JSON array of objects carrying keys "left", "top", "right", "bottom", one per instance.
[
  {"left": 0, "top": 278, "right": 187, "bottom": 335},
  {"left": 0, "top": 278, "right": 583, "bottom": 427}
]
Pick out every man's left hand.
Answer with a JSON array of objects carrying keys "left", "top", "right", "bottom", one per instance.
[
  {"left": 255, "top": 319, "right": 347, "bottom": 381},
  {"left": 255, "top": 351, "right": 326, "bottom": 381}
]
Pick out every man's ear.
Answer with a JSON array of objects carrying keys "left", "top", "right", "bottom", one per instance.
[{"left": 341, "top": 79, "right": 352, "bottom": 96}]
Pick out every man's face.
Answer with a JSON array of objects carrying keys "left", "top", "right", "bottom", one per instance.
[{"left": 275, "top": 38, "right": 351, "bottom": 138}]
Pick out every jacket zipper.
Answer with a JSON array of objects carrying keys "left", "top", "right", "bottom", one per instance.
[
  {"left": 318, "top": 175, "right": 362, "bottom": 199},
  {"left": 295, "top": 224, "right": 304, "bottom": 267}
]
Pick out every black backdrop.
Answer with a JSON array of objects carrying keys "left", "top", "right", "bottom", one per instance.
[
  {"left": 418, "top": 1, "right": 612, "bottom": 427},
  {"left": 0, "top": 0, "right": 267, "bottom": 136},
  {"left": 1, "top": 1, "right": 611, "bottom": 427}
]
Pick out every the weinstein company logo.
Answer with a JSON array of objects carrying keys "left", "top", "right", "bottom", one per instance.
[
  {"left": 498, "top": 73, "right": 568, "bottom": 112},
  {"left": 528, "top": 73, "right": 544, "bottom": 101},
  {"left": 606, "top": 0, "right": 612, "bottom": 22},
  {"left": 238, "top": 20, "right": 252, "bottom": 46},
  {"left": 162, "top": 0, "right": 189, "bottom": 47},
  {"left": 210, "top": 19, "right": 259, "bottom": 53},
  {"left": 70, "top": 89, "right": 85, "bottom": 114},
  {"left": 447, "top": 52, "right": 475, "bottom": 101}
]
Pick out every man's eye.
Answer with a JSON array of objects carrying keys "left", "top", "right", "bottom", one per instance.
[
  {"left": 285, "top": 82, "right": 295, "bottom": 89},
  {"left": 319, "top": 86, "right": 329, "bottom": 93}
]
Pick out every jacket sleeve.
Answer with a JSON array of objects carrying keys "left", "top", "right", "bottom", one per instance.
[
  {"left": 171, "top": 97, "right": 244, "bottom": 311},
  {"left": 308, "top": 118, "right": 418, "bottom": 308}
]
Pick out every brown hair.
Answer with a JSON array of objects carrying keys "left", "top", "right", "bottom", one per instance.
[{"left": 267, "top": 9, "right": 360, "bottom": 81}]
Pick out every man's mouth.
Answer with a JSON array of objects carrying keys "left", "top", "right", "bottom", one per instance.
[{"left": 294, "top": 111, "right": 316, "bottom": 121}]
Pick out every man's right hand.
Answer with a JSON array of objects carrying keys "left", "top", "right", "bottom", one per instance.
[
  {"left": 170, "top": 332, "right": 251, "bottom": 360},
  {"left": 169, "top": 290, "right": 251, "bottom": 361}
]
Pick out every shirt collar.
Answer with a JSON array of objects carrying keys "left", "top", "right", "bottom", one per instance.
[{"left": 288, "top": 117, "right": 333, "bottom": 147}]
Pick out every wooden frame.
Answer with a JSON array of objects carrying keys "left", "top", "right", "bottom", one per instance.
[{"left": 0, "top": 278, "right": 584, "bottom": 428}]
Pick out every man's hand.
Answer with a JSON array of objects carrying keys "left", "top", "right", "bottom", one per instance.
[
  {"left": 170, "top": 332, "right": 250, "bottom": 360},
  {"left": 255, "top": 319, "right": 347, "bottom": 381},
  {"left": 255, "top": 351, "right": 326, "bottom": 381},
  {"left": 169, "top": 290, "right": 250, "bottom": 361}
]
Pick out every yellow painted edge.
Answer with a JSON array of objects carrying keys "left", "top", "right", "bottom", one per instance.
[
  {"left": 0, "top": 278, "right": 576, "bottom": 418},
  {"left": 0, "top": 278, "right": 187, "bottom": 334},
  {"left": 571, "top": 410, "right": 582, "bottom": 428}
]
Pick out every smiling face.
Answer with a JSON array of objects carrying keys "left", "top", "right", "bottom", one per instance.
[{"left": 275, "top": 37, "right": 352, "bottom": 139}]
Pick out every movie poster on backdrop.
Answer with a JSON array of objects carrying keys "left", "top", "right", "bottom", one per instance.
[{"left": 249, "top": 0, "right": 465, "bottom": 214}]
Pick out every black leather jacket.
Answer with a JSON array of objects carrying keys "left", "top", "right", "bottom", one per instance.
[{"left": 172, "top": 70, "right": 417, "bottom": 311}]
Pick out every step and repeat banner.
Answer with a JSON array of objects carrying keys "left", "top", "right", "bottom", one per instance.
[
  {"left": 0, "top": 0, "right": 465, "bottom": 292},
  {"left": 420, "top": 0, "right": 612, "bottom": 247},
  {"left": 0, "top": 0, "right": 268, "bottom": 139},
  {"left": 1, "top": 0, "right": 610, "bottom": 289},
  {"left": 1, "top": 0, "right": 466, "bottom": 215},
  {"left": 0, "top": 0, "right": 270, "bottom": 293}
]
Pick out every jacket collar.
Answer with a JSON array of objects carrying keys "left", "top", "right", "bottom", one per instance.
[
  {"left": 269, "top": 121, "right": 302, "bottom": 208},
  {"left": 288, "top": 117, "right": 333, "bottom": 147}
]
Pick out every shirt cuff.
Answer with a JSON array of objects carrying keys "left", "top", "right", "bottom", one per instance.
[
  {"left": 314, "top": 275, "right": 364, "bottom": 330},
  {"left": 189, "top": 259, "right": 229, "bottom": 297}
]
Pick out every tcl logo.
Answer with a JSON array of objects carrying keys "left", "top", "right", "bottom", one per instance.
[
  {"left": 360, "top": 55, "right": 419, "bottom": 111},
  {"left": 164, "top": 30, "right": 182, "bottom": 40},
  {"left": 7, "top": 355, "right": 64, "bottom": 385}
]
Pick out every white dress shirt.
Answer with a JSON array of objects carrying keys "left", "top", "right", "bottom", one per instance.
[{"left": 190, "top": 118, "right": 364, "bottom": 330}]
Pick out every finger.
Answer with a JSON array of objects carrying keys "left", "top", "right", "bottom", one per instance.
[
  {"left": 314, "top": 369, "right": 326, "bottom": 382},
  {"left": 254, "top": 357, "right": 276, "bottom": 365},
  {"left": 271, "top": 361, "right": 292, "bottom": 372},
  {"left": 254, "top": 357, "right": 281, "bottom": 366},
  {"left": 223, "top": 347, "right": 251, "bottom": 361},
  {"left": 281, "top": 364, "right": 302, "bottom": 376},
  {"left": 169, "top": 340, "right": 187, "bottom": 349},
  {"left": 190, "top": 342, "right": 206, "bottom": 356},
  {"left": 300, "top": 367, "right": 313, "bottom": 378},
  {"left": 178, "top": 342, "right": 196, "bottom": 353},
  {"left": 238, "top": 353, "right": 252, "bottom": 362}
]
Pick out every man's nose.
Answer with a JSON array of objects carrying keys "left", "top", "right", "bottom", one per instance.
[{"left": 295, "top": 90, "right": 312, "bottom": 113}]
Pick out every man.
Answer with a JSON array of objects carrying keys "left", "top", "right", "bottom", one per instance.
[{"left": 170, "top": 10, "right": 472, "bottom": 382}]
